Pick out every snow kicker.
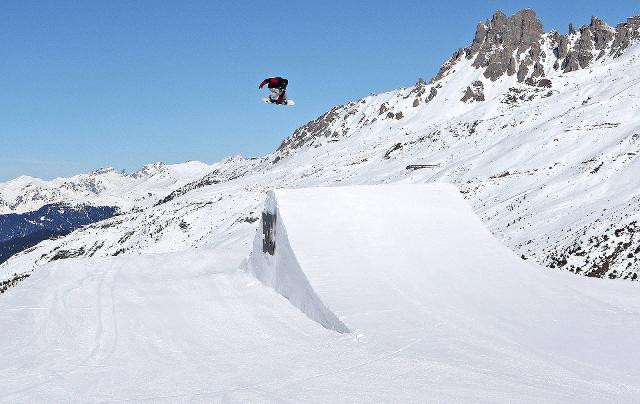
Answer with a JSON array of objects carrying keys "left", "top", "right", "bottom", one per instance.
[
  {"left": 246, "top": 184, "right": 640, "bottom": 396},
  {"left": 247, "top": 183, "right": 542, "bottom": 333}
]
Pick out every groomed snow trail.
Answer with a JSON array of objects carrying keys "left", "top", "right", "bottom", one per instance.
[{"left": 2, "top": 184, "right": 640, "bottom": 402}]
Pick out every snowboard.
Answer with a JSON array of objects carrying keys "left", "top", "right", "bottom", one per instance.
[{"left": 263, "top": 98, "right": 295, "bottom": 106}]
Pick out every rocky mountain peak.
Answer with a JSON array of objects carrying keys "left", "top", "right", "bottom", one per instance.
[
  {"left": 131, "top": 162, "right": 166, "bottom": 178},
  {"left": 467, "top": 9, "right": 544, "bottom": 81},
  {"left": 474, "top": 9, "right": 543, "bottom": 50},
  {"left": 590, "top": 16, "right": 607, "bottom": 28},
  {"left": 92, "top": 167, "right": 117, "bottom": 175},
  {"left": 433, "top": 9, "right": 640, "bottom": 85}
]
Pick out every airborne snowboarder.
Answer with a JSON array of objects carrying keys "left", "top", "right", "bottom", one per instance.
[{"left": 259, "top": 77, "right": 290, "bottom": 105}]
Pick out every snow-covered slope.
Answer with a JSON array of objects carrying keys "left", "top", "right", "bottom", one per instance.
[
  {"left": 1, "top": 9, "right": 639, "bottom": 283},
  {"left": 2, "top": 184, "right": 639, "bottom": 402}
]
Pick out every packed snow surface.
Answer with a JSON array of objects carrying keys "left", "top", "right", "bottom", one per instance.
[{"left": 2, "top": 184, "right": 639, "bottom": 402}]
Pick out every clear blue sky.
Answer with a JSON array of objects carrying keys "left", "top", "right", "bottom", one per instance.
[{"left": 1, "top": 0, "right": 638, "bottom": 181}]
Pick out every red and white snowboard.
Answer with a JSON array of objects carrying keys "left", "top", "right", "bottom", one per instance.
[{"left": 263, "top": 98, "right": 295, "bottom": 106}]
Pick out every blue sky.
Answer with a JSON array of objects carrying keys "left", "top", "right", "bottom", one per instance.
[{"left": 1, "top": 0, "right": 638, "bottom": 181}]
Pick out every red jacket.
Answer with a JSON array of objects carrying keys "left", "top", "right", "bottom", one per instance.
[{"left": 259, "top": 77, "right": 288, "bottom": 90}]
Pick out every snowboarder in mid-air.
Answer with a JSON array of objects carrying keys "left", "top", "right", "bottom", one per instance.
[{"left": 259, "top": 77, "right": 289, "bottom": 105}]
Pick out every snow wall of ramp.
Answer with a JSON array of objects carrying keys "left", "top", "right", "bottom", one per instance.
[{"left": 247, "top": 191, "right": 350, "bottom": 333}]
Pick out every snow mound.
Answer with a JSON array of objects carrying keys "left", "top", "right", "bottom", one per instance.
[{"left": 248, "top": 183, "right": 533, "bottom": 332}]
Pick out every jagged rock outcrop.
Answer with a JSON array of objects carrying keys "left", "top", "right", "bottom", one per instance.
[
  {"left": 561, "top": 17, "right": 615, "bottom": 72},
  {"left": 563, "top": 26, "right": 595, "bottom": 71},
  {"left": 459, "top": 10, "right": 640, "bottom": 80},
  {"left": 591, "top": 17, "right": 615, "bottom": 51},
  {"left": 461, "top": 80, "right": 485, "bottom": 102},
  {"left": 469, "top": 9, "right": 544, "bottom": 81},
  {"left": 432, "top": 48, "right": 465, "bottom": 83},
  {"left": 610, "top": 16, "right": 640, "bottom": 58},
  {"left": 277, "top": 105, "right": 347, "bottom": 153}
]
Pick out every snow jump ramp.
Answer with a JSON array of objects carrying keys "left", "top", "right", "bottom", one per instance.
[
  {"left": 247, "top": 184, "right": 640, "bottom": 395},
  {"left": 248, "top": 183, "right": 546, "bottom": 334}
]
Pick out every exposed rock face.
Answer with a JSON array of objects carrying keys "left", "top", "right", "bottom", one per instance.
[
  {"left": 563, "top": 26, "right": 595, "bottom": 71},
  {"left": 550, "top": 15, "right": 640, "bottom": 72},
  {"left": 425, "top": 87, "right": 438, "bottom": 103},
  {"left": 461, "top": 80, "right": 485, "bottom": 102},
  {"left": 591, "top": 17, "right": 614, "bottom": 50},
  {"left": 610, "top": 16, "right": 640, "bottom": 58},
  {"left": 432, "top": 48, "right": 465, "bottom": 83},
  {"left": 409, "top": 79, "right": 426, "bottom": 107},
  {"left": 560, "top": 17, "right": 617, "bottom": 72},
  {"left": 277, "top": 105, "right": 344, "bottom": 152},
  {"left": 464, "top": 10, "right": 640, "bottom": 80},
  {"left": 466, "top": 9, "right": 544, "bottom": 81}
]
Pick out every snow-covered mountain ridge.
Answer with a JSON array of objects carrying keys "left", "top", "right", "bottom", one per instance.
[
  {"left": 1, "top": 9, "right": 639, "bottom": 282},
  {"left": 0, "top": 161, "right": 216, "bottom": 214}
]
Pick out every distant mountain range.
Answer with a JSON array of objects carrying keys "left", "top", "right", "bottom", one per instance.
[{"left": 0, "top": 161, "right": 217, "bottom": 214}]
